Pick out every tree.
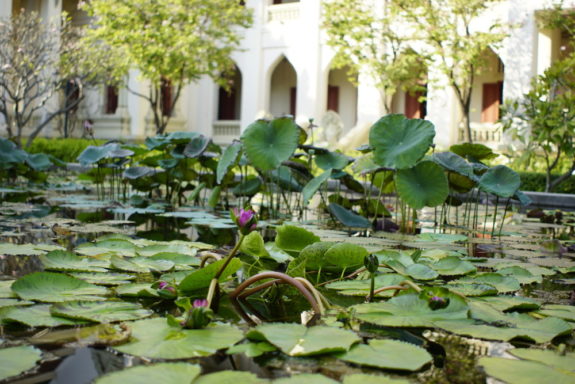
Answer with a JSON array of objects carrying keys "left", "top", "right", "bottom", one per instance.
[
  {"left": 501, "top": 5, "right": 575, "bottom": 192},
  {"left": 322, "top": 0, "right": 426, "bottom": 113},
  {"left": 390, "top": 0, "right": 507, "bottom": 143},
  {"left": 0, "top": 11, "right": 109, "bottom": 148},
  {"left": 81, "top": 0, "right": 253, "bottom": 135}
]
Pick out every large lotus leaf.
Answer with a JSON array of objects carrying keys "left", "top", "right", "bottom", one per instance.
[
  {"left": 95, "top": 362, "right": 201, "bottom": 384},
  {"left": 0, "top": 243, "right": 46, "bottom": 256},
  {"left": 275, "top": 374, "right": 338, "bottom": 384},
  {"left": 327, "top": 203, "right": 371, "bottom": 228},
  {"left": 50, "top": 301, "right": 153, "bottom": 323},
  {"left": 473, "top": 296, "right": 540, "bottom": 312},
  {"left": 26, "top": 153, "right": 53, "bottom": 171},
  {"left": 0, "top": 298, "right": 33, "bottom": 308},
  {"left": 497, "top": 266, "right": 542, "bottom": 285},
  {"left": 247, "top": 323, "right": 360, "bottom": 356},
  {"left": 240, "top": 232, "right": 271, "bottom": 259},
  {"left": 0, "top": 304, "right": 87, "bottom": 327},
  {"left": 431, "top": 152, "right": 473, "bottom": 177},
  {"left": 111, "top": 256, "right": 174, "bottom": 273},
  {"left": 95, "top": 239, "right": 138, "bottom": 252},
  {"left": 338, "top": 339, "right": 432, "bottom": 372},
  {"left": 369, "top": 114, "right": 435, "bottom": 169},
  {"left": 183, "top": 135, "right": 210, "bottom": 158},
  {"left": 429, "top": 256, "right": 476, "bottom": 276},
  {"left": 138, "top": 242, "right": 211, "bottom": 256},
  {"left": 478, "top": 165, "right": 520, "bottom": 198},
  {"left": 233, "top": 177, "right": 263, "bottom": 197},
  {"left": 445, "top": 283, "right": 498, "bottom": 297},
  {"left": 352, "top": 292, "right": 469, "bottom": 327},
  {"left": 149, "top": 252, "right": 200, "bottom": 269},
  {"left": 270, "top": 166, "right": 304, "bottom": 192},
  {"left": 299, "top": 241, "right": 336, "bottom": 270},
  {"left": 178, "top": 258, "right": 242, "bottom": 294},
  {"left": 435, "top": 314, "right": 572, "bottom": 343},
  {"left": 217, "top": 141, "right": 242, "bottom": 184},
  {"left": 509, "top": 348, "right": 575, "bottom": 372},
  {"left": 302, "top": 169, "right": 332, "bottom": 205},
  {"left": 77, "top": 144, "right": 112, "bottom": 165},
  {"left": 385, "top": 259, "right": 438, "bottom": 281},
  {"left": 275, "top": 225, "right": 320, "bottom": 254},
  {"left": 0, "top": 280, "right": 16, "bottom": 298},
  {"left": 11, "top": 272, "right": 108, "bottom": 302},
  {"left": 114, "top": 318, "right": 243, "bottom": 359},
  {"left": 315, "top": 151, "right": 350, "bottom": 171},
  {"left": 227, "top": 341, "right": 277, "bottom": 358},
  {"left": 241, "top": 118, "right": 299, "bottom": 171},
  {"left": 449, "top": 143, "right": 498, "bottom": 161},
  {"left": 537, "top": 304, "right": 575, "bottom": 322},
  {"left": 415, "top": 233, "right": 468, "bottom": 243},
  {"left": 194, "top": 371, "right": 269, "bottom": 384},
  {"left": 326, "top": 274, "right": 408, "bottom": 297},
  {"left": 454, "top": 273, "right": 520, "bottom": 293},
  {"left": 342, "top": 374, "right": 412, "bottom": 384},
  {"left": 115, "top": 283, "right": 159, "bottom": 298},
  {"left": 123, "top": 166, "right": 157, "bottom": 179},
  {"left": 479, "top": 357, "right": 575, "bottom": 384},
  {"left": 323, "top": 243, "right": 368, "bottom": 270},
  {"left": 40, "top": 250, "right": 109, "bottom": 272},
  {"left": 395, "top": 161, "right": 448, "bottom": 209},
  {"left": 69, "top": 273, "right": 135, "bottom": 286},
  {"left": 0, "top": 345, "right": 42, "bottom": 381}
]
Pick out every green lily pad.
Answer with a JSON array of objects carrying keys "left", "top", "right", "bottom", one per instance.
[
  {"left": 509, "top": 348, "right": 575, "bottom": 372},
  {"left": 115, "top": 283, "right": 159, "bottom": 298},
  {"left": 178, "top": 258, "right": 242, "bottom": 294},
  {"left": 111, "top": 256, "right": 174, "bottom": 273},
  {"left": 0, "top": 298, "right": 33, "bottom": 308},
  {"left": 445, "top": 283, "right": 498, "bottom": 297},
  {"left": 0, "top": 243, "right": 45, "bottom": 256},
  {"left": 479, "top": 357, "right": 575, "bottom": 384},
  {"left": 95, "top": 362, "right": 201, "bottom": 384},
  {"left": 352, "top": 293, "right": 469, "bottom": 328},
  {"left": 326, "top": 274, "right": 408, "bottom": 297},
  {"left": 497, "top": 266, "right": 542, "bottom": 285},
  {"left": 114, "top": 318, "right": 243, "bottom": 359},
  {"left": 454, "top": 273, "right": 521, "bottom": 294},
  {"left": 69, "top": 273, "right": 135, "bottom": 286},
  {"left": 0, "top": 345, "right": 42, "bottom": 381},
  {"left": 247, "top": 323, "right": 361, "bottom": 356},
  {"left": 395, "top": 161, "right": 449, "bottom": 210},
  {"left": 195, "top": 371, "right": 269, "bottom": 384},
  {"left": 537, "top": 304, "right": 575, "bottom": 322},
  {"left": 226, "top": 341, "right": 277, "bottom": 357},
  {"left": 338, "top": 339, "right": 432, "bottom": 371},
  {"left": 478, "top": 165, "right": 520, "bottom": 198},
  {"left": 149, "top": 252, "right": 200, "bottom": 269},
  {"left": 342, "top": 374, "right": 412, "bottom": 384},
  {"left": 0, "top": 304, "right": 87, "bottom": 327},
  {"left": 415, "top": 233, "right": 468, "bottom": 243},
  {"left": 275, "top": 225, "right": 320, "bottom": 254},
  {"left": 275, "top": 374, "right": 338, "bottom": 384},
  {"left": 12, "top": 272, "right": 108, "bottom": 302},
  {"left": 369, "top": 114, "right": 435, "bottom": 169},
  {"left": 40, "top": 250, "right": 109, "bottom": 272},
  {"left": 429, "top": 256, "right": 476, "bottom": 276},
  {"left": 50, "top": 301, "right": 153, "bottom": 323},
  {"left": 0, "top": 281, "right": 16, "bottom": 298},
  {"left": 327, "top": 203, "right": 371, "bottom": 229},
  {"left": 322, "top": 243, "right": 368, "bottom": 270},
  {"left": 474, "top": 296, "right": 540, "bottom": 312}
]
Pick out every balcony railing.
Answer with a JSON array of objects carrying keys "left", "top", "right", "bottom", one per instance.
[
  {"left": 459, "top": 122, "right": 502, "bottom": 145},
  {"left": 213, "top": 120, "right": 240, "bottom": 145},
  {"left": 267, "top": 3, "right": 300, "bottom": 23}
]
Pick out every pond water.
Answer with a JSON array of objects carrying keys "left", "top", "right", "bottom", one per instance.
[{"left": 0, "top": 185, "right": 574, "bottom": 384}]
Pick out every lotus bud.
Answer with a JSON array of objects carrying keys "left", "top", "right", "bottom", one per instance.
[
  {"left": 364, "top": 254, "right": 379, "bottom": 274},
  {"left": 428, "top": 295, "right": 450, "bottom": 310},
  {"left": 154, "top": 281, "right": 178, "bottom": 300},
  {"left": 231, "top": 207, "right": 257, "bottom": 235},
  {"left": 181, "top": 299, "right": 213, "bottom": 329}
]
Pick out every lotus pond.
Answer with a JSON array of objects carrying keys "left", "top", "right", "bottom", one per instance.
[{"left": 1, "top": 115, "right": 575, "bottom": 384}]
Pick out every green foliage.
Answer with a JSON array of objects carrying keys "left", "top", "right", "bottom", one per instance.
[
  {"left": 82, "top": 0, "right": 252, "bottom": 134},
  {"left": 516, "top": 172, "right": 575, "bottom": 193}
]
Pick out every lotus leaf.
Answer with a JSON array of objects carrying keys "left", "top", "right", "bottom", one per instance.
[
  {"left": 241, "top": 118, "right": 299, "bottom": 171},
  {"left": 479, "top": 357, "right": 575, "bottom": 384},
  {"left": 241, "top": 232, "right": 271, "bottom": 259},
  {"left": 395, "top": 161, "right": 449, "bottom": 210},
  {"left": 342, "top": 374, "right": 412, "bottom": 384},
  {"left": 449, "top": 143, "right": 498, "bottom": 161},
  {"left": 0, "top": 280, "right": 16, "bottom": 298},
  {"left": 478, "top": 165, "right": 520, "bottom": 198},
  {"left": 0, "top": 243, "right": 45, "bottom": 256},
  {"left": 0, "top": 298, "right": 33, "bottom": 308},
  {"left": 226, "top": 341, "right": 277, "bottom": 357},
  {"left": 446, "top": 283, "right": 498, "bottom": 297},
  {"left": 178, "top": 258, "right": 242, "bottom": 294},
  {"left": 115, "top": 283, "right": 159, "bottom": 298},
  {"left": 474, "top": 296, "right": 540, "bottom": 312},
  {"left": 217, "top": 141, "right": 242, "bottom": 184},
  {"left": 509, "top": 348, "right": 575, "bottom": 372},
  {"left": 40, "top": 250, "right": 109, "bottom": 272},
  {"left": 26, "top": 153, "right": 52, "bottom": 171},
  {"left": 497, "top": 266, "right": 542, "bottom": 285},
  {"left": 275, "top": 374, "right": 338, "bottom": 384},
  {"left": 270, "top": 166, "right": 304, "bottom": 192},
  {"left": 302, "top": 170, "right": 332, "bottom": 205},
  {"left": 327, "top": 203, "right": 371, "bottom": 228},
  {"left": 0, "top": 304, "right": 87, "bottom": 327},
  {"left": 338, "top": 339, "right": 432, "bottom": 371},
  {"left": 275, "top": 225, "right": 320, "bottom": 254},
  {"left": 429, "top": 256, "right": 476, "bottom": 276},
  {"left": 431, "top": 151, "right": 473, "bottom": 177},
  {"left": 111, "top": 256, "right": 174, "bottom": 273},
  {"left": 353, "top": 292, "right": 469, "bottom": 327},
  {"left": 315, "top": 151, "right": 350, "bottom": 171},
  {"left": 0, "top": 345, "right": 42, "bottom": 381},
  {"left": 50, "top": 301, "right": 153, "bottom": 323},
  {"left": 369, "top": 114, "right": 435, "bottom": 169},
  {"left": 95, "top": 362, "right": 201, "bottom": 384},
  {"left": 537, "top": 304, "right": 575, "bottom": 322},
  {"left": 12, "top": 272, "right": 108, "bottom": 302},
  {"left": 415, "top": 233, "right": 468, "bottom": 243},
  {"left": 194, "top": 371, "right": 269, "bottom": 384},
  {"left": 69, "top": 273, "right": 135, "bottom": 286},
  {"left": 114, "top": 318, "right": 243, "bottom": 359},
  {"left": 183, "top": 134, "right": 210, "bottom": 158},
  {"left": 326, "top": 274, "right": 408, "bottom": 297},
  {"left": 454, "top": 273, "right": 521, "bottom": 293},
  {"left": 247, "top": 323, "right": 361, "bottom": 356}
]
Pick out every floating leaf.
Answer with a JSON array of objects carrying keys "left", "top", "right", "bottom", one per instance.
[
  {"left": 50, "top": 301, "right": 153, "bottom": 323},
  {"left": 115, "top": 283, "right": 159, "bottom": 298},
  {"left": 0, "top": 345, "right": 42, "bottom": 381},
  {"left": 497, "top": 266, "right": 542, "bottom": 285},
  {"left": 479, "top": 357, "right": 575, "bottom": 384},
  {"left": 0, "top": 298, "right": 33, "bottom": 308},
  {"left": 194, "top": 371, "right": 268, "bottom": 384},
  {"left": 415, "top": 233, "right": 468, "bottom": 243},
  {"left": 338, "top": 339, "right": 432, "bottom": 371},
  {"left": 226, "top": 341, "right": 277, "bottom": 358},
  {"left": 12, "top": 272, "right": 108, "bottom": 302},
  {"left": 342, "top": 374, "right": 412, "bottom": 384},
  {"left": 430, "top": 256, "right": 476, "bottom": 276},
  {"left": 178, "top": 258, "right": 242, "bottom": 294},
  {"left": 275, "top": 374, "right": 338, "bottom": 384},
  {"left": 509, "top": 348, "right": 575, "bottom": 372},
  {"left": 114, "top": 318, "right": 243, "bottom": 359},
  {"left": 454, "top": 273, "right": 521, "bottom": 294},
  {"left": 95, "top": 362, "right": 201, "bottom": 384},
  {"left": 0, "top": 304, "right": 87, "bottom": 327},
  {"left": 369, "top": 114, "right": 435, "bottom": 169},
  {"left": 111, "top": 256, "right": 174, "bottom": 273},
  {"left": 537, "top": 304, "right": 575, "bottom": 322},
  {"left": 326, "top": 274, "right": 407, "bottom": 297},
  {"left": 40, "top": 250, "right": 108, "bottom": 272},
  {"left": 247, "top": 323, "right": 360, "bottom": 356}
]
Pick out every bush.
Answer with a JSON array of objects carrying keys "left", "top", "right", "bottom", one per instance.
[
  {"left": 27, "top": 137, "right": 105, "bottom": 163},
  {"left": 517, "top": 172, "right": 575, "bottom": 194}
]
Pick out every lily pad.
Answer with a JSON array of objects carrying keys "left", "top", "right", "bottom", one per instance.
[
  {"left": 40, "top": 250, "right": 109, "bottom": 272},
  {"left": 0, "top": 304, "right": 87, "bottom": 327},
  {"left": 110, "top": 256, "right": 174, "bottom": 273},
  {"left": 95, "top": 362, "right": 201, "bottom": 384},
  {"left": 195, "top": 371, "right": 269, "bottom": 384},
  {"left": 327, "top": 203, "right": 371, "bottom": 229},
  {"left": 115, "top": 283, "right": 159, "bottom": 298},
  {"left": 537, "top": 304, "right": 575, "bottom": 322},
  {"left": 509, "top": 348, "right": 575, "bottom": 372},
  {"left": 430, "top": 256, "right": 476, "bottom": 276},
  {"left": 11, "top": 272, "right": 108, "bottom": 302},
  {"left": 0, "top": 345, "right": 42, "bottom": 381},
  {"left": 178, "top": 258, "right": 242, "bottom": 294},
  {"left": 454, "top": 273, "right": 521, "bottom": 294},
  {"left": 247, "top": 323, "right": 361, "bottom": 356},
  {"left": 0, "top": 298, "right": 33, "bottom": 308},
  {"left": 50, "top": 301, "right": 153, "bottom": 323},
  {"left": 226, "top": 341, "right": 277, "bottom": 358},
  {"left": 275, "top": 374, "right": 338, "bottom": 384},
  {"left": 342, "top": 374, "right": 412, "bottom": 384},
  {"left": 478, "top": 165, "right": 520, "bottom": 198},
  {"left": 338, "top": 339, "right": 432, "bottom": 371},
  {"left": 326, "top": 274, "right": 408, "bottom": 297},
  {"left": 69, "top": 273, "right": 136, "bottom": 286},
  {"left": 114, "top": 318, "right": 243, "bottom": 359},
  {"left": 479, "top": 357, "right": 575, "bottom": 384},
  {"left": 275, "top": 225, "right": 320, "bottom": 254}
]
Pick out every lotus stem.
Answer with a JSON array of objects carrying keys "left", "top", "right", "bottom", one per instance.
[
  {"left": 491, "top": 195, "right": 499, "bottom": 237},
  {"left": 498, "top": 198, "right": 511, "bottom": 236},
  {"left": 294, "top": 277, "right": 329, "bottom": 315},
  {"left": 368, "top": 285, "right": 408, "bottom": 300},
  {"left": 206, "top": 233, "right": 245, "bottom": 308},
  {"left": 199, "top": 253, "right": 220, "bottom": 268}
]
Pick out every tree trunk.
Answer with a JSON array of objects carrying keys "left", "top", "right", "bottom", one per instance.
[
  {"left": 461, "top": 95, "right": 473, "bottom": 144},
  {"left": 548, "top": 160, "right": 575, "bottom": 192}
]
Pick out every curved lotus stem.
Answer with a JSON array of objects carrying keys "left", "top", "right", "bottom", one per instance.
[
  {"left": 366, "top": 280, "right": 422, "bottom": 301},
  {"left": 294, "top": 277, "right": 330, "bottom": 315},
  {"left": 199, "top": 253, "right": 221, "bottom": 268},
  {"left": 230, "top": 271, "right": 322, "bottom": 326}
]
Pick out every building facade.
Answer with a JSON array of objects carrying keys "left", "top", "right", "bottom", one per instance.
[{"left": 0, "top": 0, "right": 573, "bottom": 150}]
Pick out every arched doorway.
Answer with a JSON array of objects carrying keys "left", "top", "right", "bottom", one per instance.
[
  {"left": 326, "top": 66, "right": 358, "bottom": 132},
  {"left": 269, "top": 57, "right": 297, "bottom": 117},
  {"left": 217, "top": 65, "right": 242, "bottom": 121}
]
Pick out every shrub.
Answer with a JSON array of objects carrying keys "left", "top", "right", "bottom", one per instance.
[
  {"left": 27, "top": 138, "right": 105, "bottom": 163},
  {"left": 517, "top": 172, "right": 575, "bottom": 194}
]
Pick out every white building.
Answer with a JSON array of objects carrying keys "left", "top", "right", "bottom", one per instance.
[{"left": 1, "top": 0, "right": 573, "bottom": 150}]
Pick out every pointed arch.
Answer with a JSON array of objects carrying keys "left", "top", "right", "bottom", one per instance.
[
  {"left": 217, "top": 64, "right": 243, "bottom": 121},
  {"left": 268, "top": 56, "right": 297, "bottom": 117}
]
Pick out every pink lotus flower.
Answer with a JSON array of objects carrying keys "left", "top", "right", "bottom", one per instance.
[
  {"left": 231, "top": 208, "right": 257, "bottom": 235},
  {"left": 193, "top": 299, "right": 208, "bottom": 308}
]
